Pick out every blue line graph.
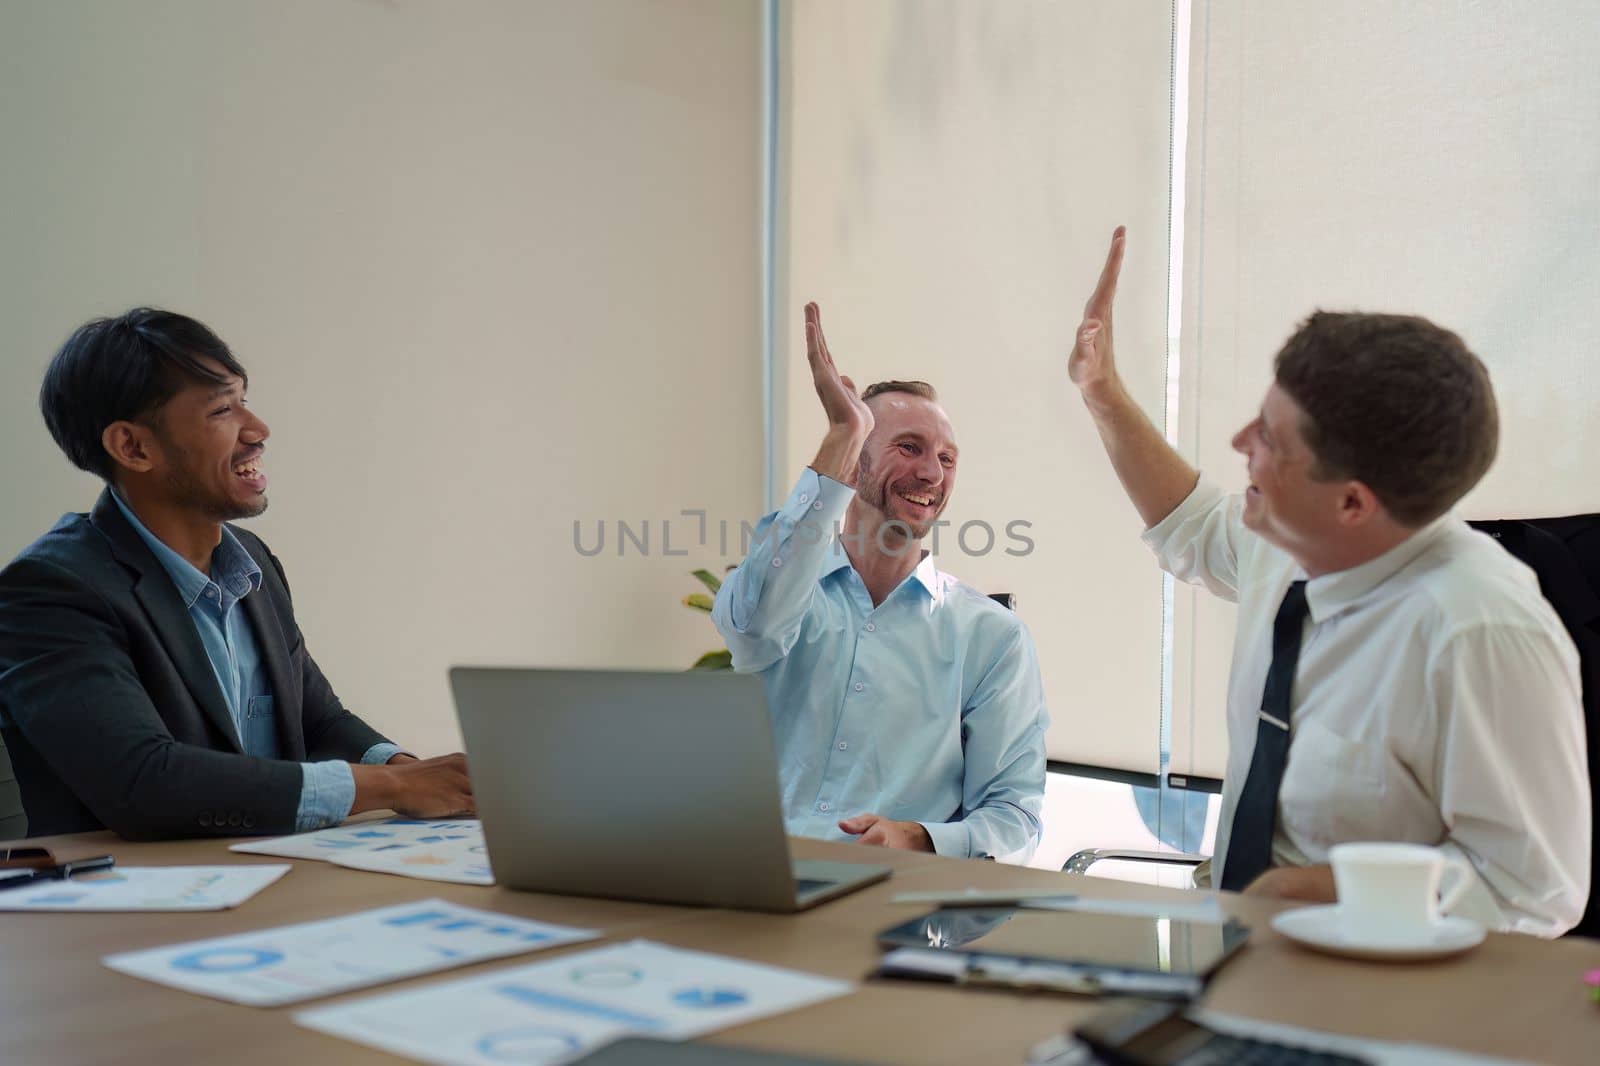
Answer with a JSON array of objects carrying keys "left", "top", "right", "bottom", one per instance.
[
  {"left": 495, "top": 985, "right": 666, "bottom": 1029},
  {"left": 383, "top": 910, "right": 451, "bottom": 927},
  {"left": 671, "top": 987, "right": 749, "bottom": 1009}
]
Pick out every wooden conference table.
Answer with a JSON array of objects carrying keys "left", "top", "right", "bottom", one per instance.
[{"left": 2, "top": 829, "right": 1596, "bottom": 1065}]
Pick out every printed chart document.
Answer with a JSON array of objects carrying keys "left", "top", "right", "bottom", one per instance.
[
  {"left": 232, "top": 818, "right": 493, "bottom": 885},
  {"left": 104, "top": 899, "right": 598, "bottom": 1007},
  {"left": 296, "top": 939, "right": 854, "bottom": 1066},
  {"left": 0, "top": 865, "right": 289, "bottom": 912}
]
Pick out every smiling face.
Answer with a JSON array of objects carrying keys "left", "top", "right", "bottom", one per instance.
[
  {"left": 1231, "top": 383, "right": 1350, "bottom": 559},
  {"left": 854, "top": 392, "right": 958, "bottom": 540},
  {"left": 140, "top": 361, "right": 271, "bottom": 521}
]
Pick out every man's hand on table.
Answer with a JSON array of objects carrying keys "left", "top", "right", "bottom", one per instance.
[
  {"left": 839, "top": 813, "right": 934, "bottom": 852},
  {"left": 352, "top": 752, "right": 475, "bottom": 818},
  {"left": 1242, "top": 863, "right": 1336, "bottom": 902}
]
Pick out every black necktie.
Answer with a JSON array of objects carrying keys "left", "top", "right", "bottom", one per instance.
[{"left": 1219, "top": 580, "right": 1310, "bottom": 892}]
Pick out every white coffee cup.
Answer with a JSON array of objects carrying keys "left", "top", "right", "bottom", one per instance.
[{"left": 1329, "top": 842, "right": 1472, "bottom": 940}]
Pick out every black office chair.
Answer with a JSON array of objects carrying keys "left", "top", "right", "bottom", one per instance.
[
  {"left": 0, "top": 732, "right": 26, "bottom": 841},
  {"left": 1469, "top": 514, "right": 1600, "bottom": 940}
]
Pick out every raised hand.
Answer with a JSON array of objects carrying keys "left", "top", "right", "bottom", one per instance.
[
  {"left": 1067, "top": 226, "right": 1126, "bottom": 397},
  {"left": 805, "top": 302, "right": 874, "bottom": 485}
]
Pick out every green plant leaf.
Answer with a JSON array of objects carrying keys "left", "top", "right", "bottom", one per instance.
[
  {"left": 682, "top": 592, "right": 715, "bottom": 613},
  {"left": 691, "top": 568, "right": 723, "bottom": 594},
  {"left": 690, "top": 649, "right": 734, "bottom": 671}
]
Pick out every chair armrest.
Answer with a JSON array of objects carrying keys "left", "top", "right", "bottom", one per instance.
[{"left": 1063, "top": 848, "right": 1207, "bottom": 875}]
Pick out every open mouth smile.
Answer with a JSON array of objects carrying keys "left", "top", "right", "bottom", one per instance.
[{"left": 232, "top": 454, "right": 267, "bottom": 492}]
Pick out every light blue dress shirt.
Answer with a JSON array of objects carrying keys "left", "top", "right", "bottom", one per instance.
[
  {"left": 111, "top": 494, "right": 398, "bottom": 830},
  {"left": 712, "top": 469, "right": 1047, "bottom": 862}
]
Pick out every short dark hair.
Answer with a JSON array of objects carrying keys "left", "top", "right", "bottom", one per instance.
[
  {"left": 861, "top": 380, "right": 938, "bottom": 404},
  {"left": 1273, "top": 311, "right": 1498, "bottom": 527},
  {"left": 39, "top": 308, "right": 248, "bottom": 482}
]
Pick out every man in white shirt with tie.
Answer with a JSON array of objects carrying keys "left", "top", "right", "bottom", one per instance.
[{"left": 1065, "top": 228, "right": 1589, "bottom": 935}]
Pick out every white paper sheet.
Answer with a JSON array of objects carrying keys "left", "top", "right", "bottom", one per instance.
[
  {"left": 0, "top": 865, "right": 289, "bottom": 911},
  {"left": 231, "top": 818, "right": 493, "bottom": 885},
  {"left": 103, "top": 899, "right": 598, "bottom": 1007},
  {"left": 328, "top": 837, "right": 492, "bottom": 886},
  {"left": 295, "top": 939, "right": 854, "bottom": 1066}
]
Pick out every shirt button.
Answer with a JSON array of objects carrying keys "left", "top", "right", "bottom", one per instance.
[
  {"left": 853, "top": 682, "right": 864, "bottom": 692},
  {"left": 812, "top": 501, "right": 822, "bottom": 511},
  {"left": 838, "top": 741, "right": 848, "bottom": 751},
  {"left": 799, "top": 493, "right": 809, "bottom": 504},
  {"left": 864, "top": 622, "right": 875, "bottom": 632},
  {"left": 817, "top": 801, "right": 831, "bottom": 813},
  {"left": 772, "top": 557, "right": 783, "bottom": 568}
]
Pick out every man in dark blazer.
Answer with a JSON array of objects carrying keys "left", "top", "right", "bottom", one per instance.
[{"left": 0, "top": 308, "right": 472, "bottom": 840}]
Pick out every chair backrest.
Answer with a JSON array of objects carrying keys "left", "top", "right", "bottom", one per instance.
[
  {"left": 1469, "top": 515, "right": 1600, "bottom": 939},
  {"left": 0, "top": 732, "right": 26, "bottom": 841}
]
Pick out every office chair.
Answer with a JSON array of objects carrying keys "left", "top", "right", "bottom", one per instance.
[
  {"left": 1061, "top": 513, "right": 1600, "bottom": 939},
  {"left": 984, "top": 591, "right": 1211, "bottom": 878},
  {"left": 1469, "top": 514, "right": 1600, "bottom": 939},
  {"left": 0, "top": 733, "right": 25, "bottom": 841}
]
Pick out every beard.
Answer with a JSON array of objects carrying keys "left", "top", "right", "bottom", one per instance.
[
  {"left": 855, "top": 451, "right": 939, "bottom": 541},
  {"left": 163, "top": 459, "right": 268, "bottom": 522}
]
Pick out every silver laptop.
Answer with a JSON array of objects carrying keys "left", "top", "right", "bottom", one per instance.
[{"left": 451, "top": 667, "right": 891, "bottom": 912}]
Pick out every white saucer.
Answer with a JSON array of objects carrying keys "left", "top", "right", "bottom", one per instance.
[{"left": 1271, "top": 904, "right": 1486, "bottom": 961}]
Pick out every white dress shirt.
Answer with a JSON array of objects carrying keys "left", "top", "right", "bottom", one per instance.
[{"left": 1146, "top": 479, "right": 1590, "bottom": 935}]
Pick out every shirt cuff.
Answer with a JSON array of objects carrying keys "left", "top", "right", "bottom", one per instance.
[
  {"left": 919, "top": 820, "right": 971, "bottom": 859},
  {"left": 361, "top": 742, "right": 406, "bottom": 765},
  {"left": 787, "top": 467, "right": 854, "bottom": 526},
  {"left": 295, "top": 760, "right": 357, "bottom": 832},
  {"left": 1140, "top": 476, "right": 1225, "bottom": 549}
]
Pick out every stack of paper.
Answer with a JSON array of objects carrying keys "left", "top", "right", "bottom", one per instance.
[
  {"left": 232, "top": 818, "right": 492, "bottom": 885},
  {"left": 104, "top": 899, "right": 598, "bottom": 1006},
  {"left": 296, "top": 939, "right": 854, "bottom": 1066}
]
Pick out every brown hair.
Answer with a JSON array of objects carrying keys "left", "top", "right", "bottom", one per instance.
[
  {"left": 861, "top": 380, "right": 938, "bottom": 404},
  {"left": 1273, "top": 311, "right": 1498, "bottom": 527}
]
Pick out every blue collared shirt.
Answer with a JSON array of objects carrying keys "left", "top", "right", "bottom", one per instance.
[
  {"left": 712, "top": 469, "right": 1047, "bottom": 862},
  {"left": 111, "top": 493, "right": 398, "bottom": 830}
]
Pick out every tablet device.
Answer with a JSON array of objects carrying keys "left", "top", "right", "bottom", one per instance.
[{"left": 875, "top": 907, "right": 1250, "bottom": 979}]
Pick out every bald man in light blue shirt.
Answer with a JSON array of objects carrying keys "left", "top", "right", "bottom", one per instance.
[{"left": 713, "top": 304, "right": 1047, "bottom": 862}]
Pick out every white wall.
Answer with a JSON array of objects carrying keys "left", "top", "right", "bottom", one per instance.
[
  {"left": 0, "top": 0, "right": 763, "bottom": 756},
  {"left": 778, "top": 0, "right": 1177, "bottom": 774}
]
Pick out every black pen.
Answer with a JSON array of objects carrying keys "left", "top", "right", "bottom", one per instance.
[{"left": 0, "top": 854, "right": 115, "bottom": 891}]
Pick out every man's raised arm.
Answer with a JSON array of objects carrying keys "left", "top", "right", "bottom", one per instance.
[
  {"left": 1068, "top": 227, "right": 1199, "bottom": 528},
  {"left": 712, "top": 303, "right": 873, "bottom": 671}
]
